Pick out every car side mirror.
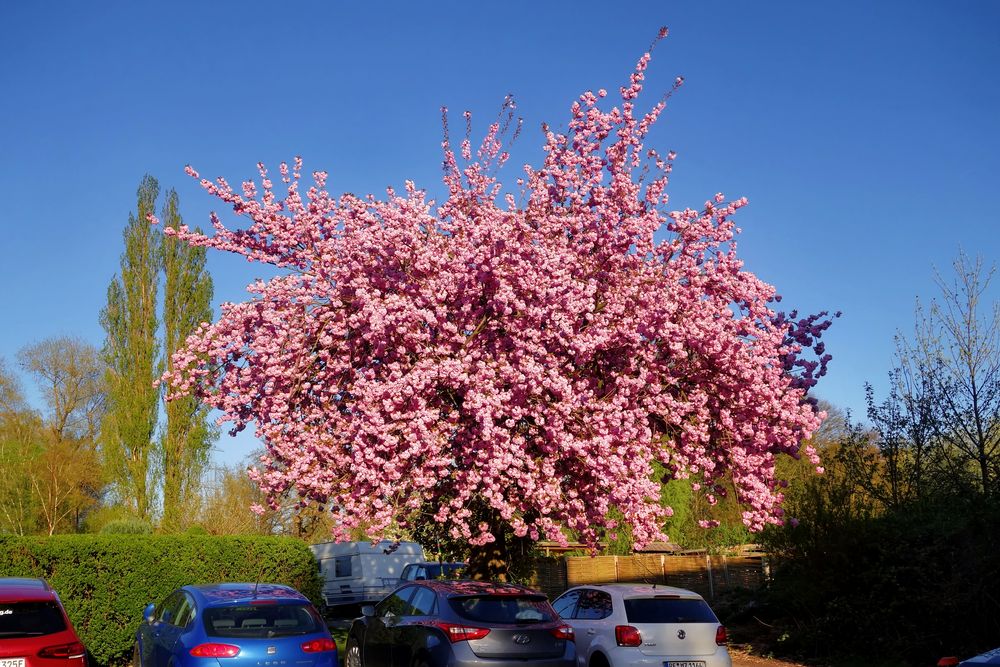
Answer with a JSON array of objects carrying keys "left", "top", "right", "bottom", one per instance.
[
  {"left": 143, "top": 603, "right": 156, "bottom": 623},
  {"left": 361, "top": 605, "right": 375, "bottom": 617}
]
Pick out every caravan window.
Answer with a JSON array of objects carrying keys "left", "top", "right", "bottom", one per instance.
[{"left": 334, "top": 556, "right": 353, "bottom": 578}]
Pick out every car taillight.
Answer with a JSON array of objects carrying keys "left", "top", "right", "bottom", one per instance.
[
  {"left": 716, "top": 625, "right": 728, "bottom": 646},
  {"left": 433, "top": 622, "right": 491, "bottom": 642},
  {"left": 550, "top": 625, "right": 574, "bottom": 641},
  {"left": 615, "top": 625, "right": 642, "bottom": 647},
  {"left": 38, "top": 642, "right": 87, "bottom": 659},
  {"left": 190, "top": 643, "right": 241, "bottom": 658},
  {"left": 301, "top": 638, "right": 337, "bottom": 653}
]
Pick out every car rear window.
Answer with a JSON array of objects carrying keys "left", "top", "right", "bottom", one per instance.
[
  {"left": 203, "top": 603, "right": 324, "bottom": 638},
  {"left": 623, "top": 597, "right": 719, "bottom": 624},
  {"left": 448, "top": 595, "right": 556, "bottom": 624},
  {"left": 0, "top": 601, "right": 66, "bottom": 637}
]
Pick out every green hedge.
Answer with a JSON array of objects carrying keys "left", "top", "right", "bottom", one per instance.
[{"left": 0, "top": 535, "right": 322, "bottom": 667}]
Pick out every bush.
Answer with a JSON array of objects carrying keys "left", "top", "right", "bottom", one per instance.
[
  {"left": 0, "top": 535, "right": 322, "bottom": 667},
  {"left": 99, "top": 519, "right": 153, "bottom": 535},
  {"left": 758, "top": 497, "right": 1000, "bottom": 665}
]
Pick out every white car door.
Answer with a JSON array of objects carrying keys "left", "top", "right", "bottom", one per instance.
[{"left": 570, "top": 588, "right": 615, "bottom": 666}]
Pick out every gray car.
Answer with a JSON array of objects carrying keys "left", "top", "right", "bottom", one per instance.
[
  {"left": 552, "top": 584, "right": 731, "bottom": 667},
  {"left": 344, "top": 580, "right": 575, "bottom": 667}
]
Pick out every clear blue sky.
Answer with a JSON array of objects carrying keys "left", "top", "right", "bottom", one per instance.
[{"left": 2, "top": 1, "right": 998, "bottom": 467}]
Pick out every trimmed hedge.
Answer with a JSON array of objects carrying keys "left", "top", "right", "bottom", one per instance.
[{"left": 0, "top": 535, "right": 322, "bottom": 667}]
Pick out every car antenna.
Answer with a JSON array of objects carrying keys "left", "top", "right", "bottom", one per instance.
[{"left": 253, "top": 563, "right": 266, "bottom": 598}]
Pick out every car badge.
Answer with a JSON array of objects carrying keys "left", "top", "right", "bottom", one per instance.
[
  {"left": 267, "top": 646, "right": 277, "bottom": 655},
  {"left": 513, "top": 634, "right": 532, "bottom": 645},
  {"left": 677, "top": 629, "right": 686, "bottom": 640}
]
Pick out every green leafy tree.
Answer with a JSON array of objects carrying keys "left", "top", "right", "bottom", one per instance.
[
  {"left": 100, "top": 175, "right": 162, "bottom": 521},
  {"left": 17, "top": 337, "right": 106, "bottom": 534},
  {"left": 159, "top": 189, "right": 216, "bottom": 532},
  {"left": 0, "top": 359, "right": 41, "bottom": 535}
]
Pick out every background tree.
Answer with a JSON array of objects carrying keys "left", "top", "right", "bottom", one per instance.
[
  {"left": 159, "top": 33, "right": 833, "bottom": 579},
  {"left": 18, "top": 337, "right": 104, "bottom": 445},
  {"left": 160, "top": 188, "right": 216, "bottom": 532},
  {"left": 0, "top": 358, "right": 40, "bottom": 534},
  {"left": 896, "top": 251, "right": 1000, "bottom": 498},
  {"left": 17, "top": 337, "right": 105, "bottom": 534},
  {"left": 100, "top": 175, "right": 161, "bottom": 521},
  {"left": 753, "top": 255, "right": 1000, "bottom": 664},
  {"left": 198, "top": 464, "right": 282, "bottom": 536}
]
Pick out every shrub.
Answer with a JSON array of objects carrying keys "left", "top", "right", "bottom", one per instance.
[
  {"left": 758, "top": 496, "right": 1000, "bottom": 664},
  {"left": 0, "top": 535, "right": 321, "bottom": 667},
  {"left": 99, "top": 519, "right": 153, "bottom": 535}
]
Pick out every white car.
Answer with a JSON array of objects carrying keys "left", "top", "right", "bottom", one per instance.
[{"left": 552, "top": 583, "right": 731, "bottom": 667}]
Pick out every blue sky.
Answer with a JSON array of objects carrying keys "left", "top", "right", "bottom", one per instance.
[{"left": 2, "top": 1, "right": 998, "bottom": 467}]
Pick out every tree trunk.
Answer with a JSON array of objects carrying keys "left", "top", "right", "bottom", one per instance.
[{"left": 462, "top": 505, "right": 536, "bottom": 582}]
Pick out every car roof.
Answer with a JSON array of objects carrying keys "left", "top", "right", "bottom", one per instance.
[
  {"left": 568, "top": 583, "right": 704, "bottom": 599},
  {"left": 186, "top": 583, "right": 309, "bottom": 606},
  {"left": 0, "top": 577, "right": 57, "bottom": 602},
  {"left": 410, "top": 579, "right": 542, "bottom": 597}
]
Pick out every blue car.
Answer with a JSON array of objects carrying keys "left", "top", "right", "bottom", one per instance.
[{"left": 134, "top": 583, "right": 337, "bottom": 667}]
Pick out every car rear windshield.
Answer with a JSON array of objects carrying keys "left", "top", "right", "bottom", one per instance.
[
  {"left": 203, "top": 603, "right": 324, "bottom": 638},
  {"left": 624, "top": 597, "right": 719, "bottom": 624},
  {"left": 0, "top": 600, "right": 66, "bottom": 637},
  {"left": 448, "top": 595, "right": 556, "bottom": 624}
]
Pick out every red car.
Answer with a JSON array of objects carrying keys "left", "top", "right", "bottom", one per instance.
[{"left": 0, "top": 578, "right": 87, "bottom": 667}]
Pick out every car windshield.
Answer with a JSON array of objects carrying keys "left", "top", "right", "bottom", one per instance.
[
  {"left": 623, "top": 597, "right": 719, "bottom": 624},
  {"left": 203, "top": 603, "right": 323, "bottom": 638},
  {"left": 448, "top": 595, "right": 555, "bottom": 624},
  {"left": 0, "top": 600, "right": 66, "bottom": 637}
]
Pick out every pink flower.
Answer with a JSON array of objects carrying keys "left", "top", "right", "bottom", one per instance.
[{"left": 160, "top": 28, "right": 833, "bottom": 552}]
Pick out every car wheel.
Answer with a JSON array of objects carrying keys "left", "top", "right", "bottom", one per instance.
[
  {"left": 589, "top": 653, "right": 610, "bottom": 667},
  {"left": 345, "top": 640, "right": 362, "bottom": 667}
]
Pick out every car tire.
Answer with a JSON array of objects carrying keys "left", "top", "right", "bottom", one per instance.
[
  {"left": 589, "top": 653, "right": 610, "bottom": 667},
  {"left": 345, "top": 640, "right": 362, "bottom": 667}
]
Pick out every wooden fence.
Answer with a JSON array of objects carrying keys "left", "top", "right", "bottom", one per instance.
[{"left": 530, "top": 552, "right": 768, "bottom": 601}]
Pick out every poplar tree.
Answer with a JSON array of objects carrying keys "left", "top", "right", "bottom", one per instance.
[
  {"left": 100, "top": 175, "right": 161, "bottom": 521},
  {"left": 159, "top": 189, "right": 215, "bottom": 531}
]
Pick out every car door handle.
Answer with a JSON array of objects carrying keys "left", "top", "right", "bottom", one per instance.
[{"left": 587, "top": 629, "right": 596, "bottom": 635}]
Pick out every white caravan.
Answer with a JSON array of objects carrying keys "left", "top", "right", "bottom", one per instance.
[{"left": 310, "top": 540, "right": 425, "bottom": 616}]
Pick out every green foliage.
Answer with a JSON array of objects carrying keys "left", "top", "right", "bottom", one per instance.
[
  {"left": 99, "top": 519, "right": 153, "bottom": 535},
  {"left": 603, "top": 507, "right": 634, "bottom": 556},
  {"left": 0, "top": 535, "right": 321, "bottom": 666},
  {"left": 758, "top": 493, "right": 1000, "bottom": 665},
  {"left": 160, "top": 189, "right": 216, "bottom": 533},
  {"left": 100, "top": 175, "right": 162, "bottom": 521}
]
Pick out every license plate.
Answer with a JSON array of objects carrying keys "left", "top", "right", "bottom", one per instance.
[
  {"left": 0, "top": 659, "right": 26, "bottom": 667},
  {"left": 665, "top": 662, "right": 705, "bottom": 667}
]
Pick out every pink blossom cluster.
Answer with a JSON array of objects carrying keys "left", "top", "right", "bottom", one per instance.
[{"left": 159, "top": 31, "right": 828, "bottom": 548}]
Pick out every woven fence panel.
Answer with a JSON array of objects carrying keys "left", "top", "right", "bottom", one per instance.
[
  {"left": 616, "top": 554, "right": 665, "bottom": 583},
  {"left": 663, "top": 554, "right": 712, "bottom": 596},
  {"left": 530, "top": 558, "right": 568, "bottom": 600},
  {"left": 566, "top": 555, "right": 618, "bottom": 585},
  {"left": 541, "top": 553, "right": 767, "bottom": 600},
  {"left": 713, "top": 555, "right": 766, "bottom": 591}
]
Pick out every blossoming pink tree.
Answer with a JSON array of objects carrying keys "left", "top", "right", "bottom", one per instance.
[{"left": 158, "top": 31, "right": 833, "bottom": 578}]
